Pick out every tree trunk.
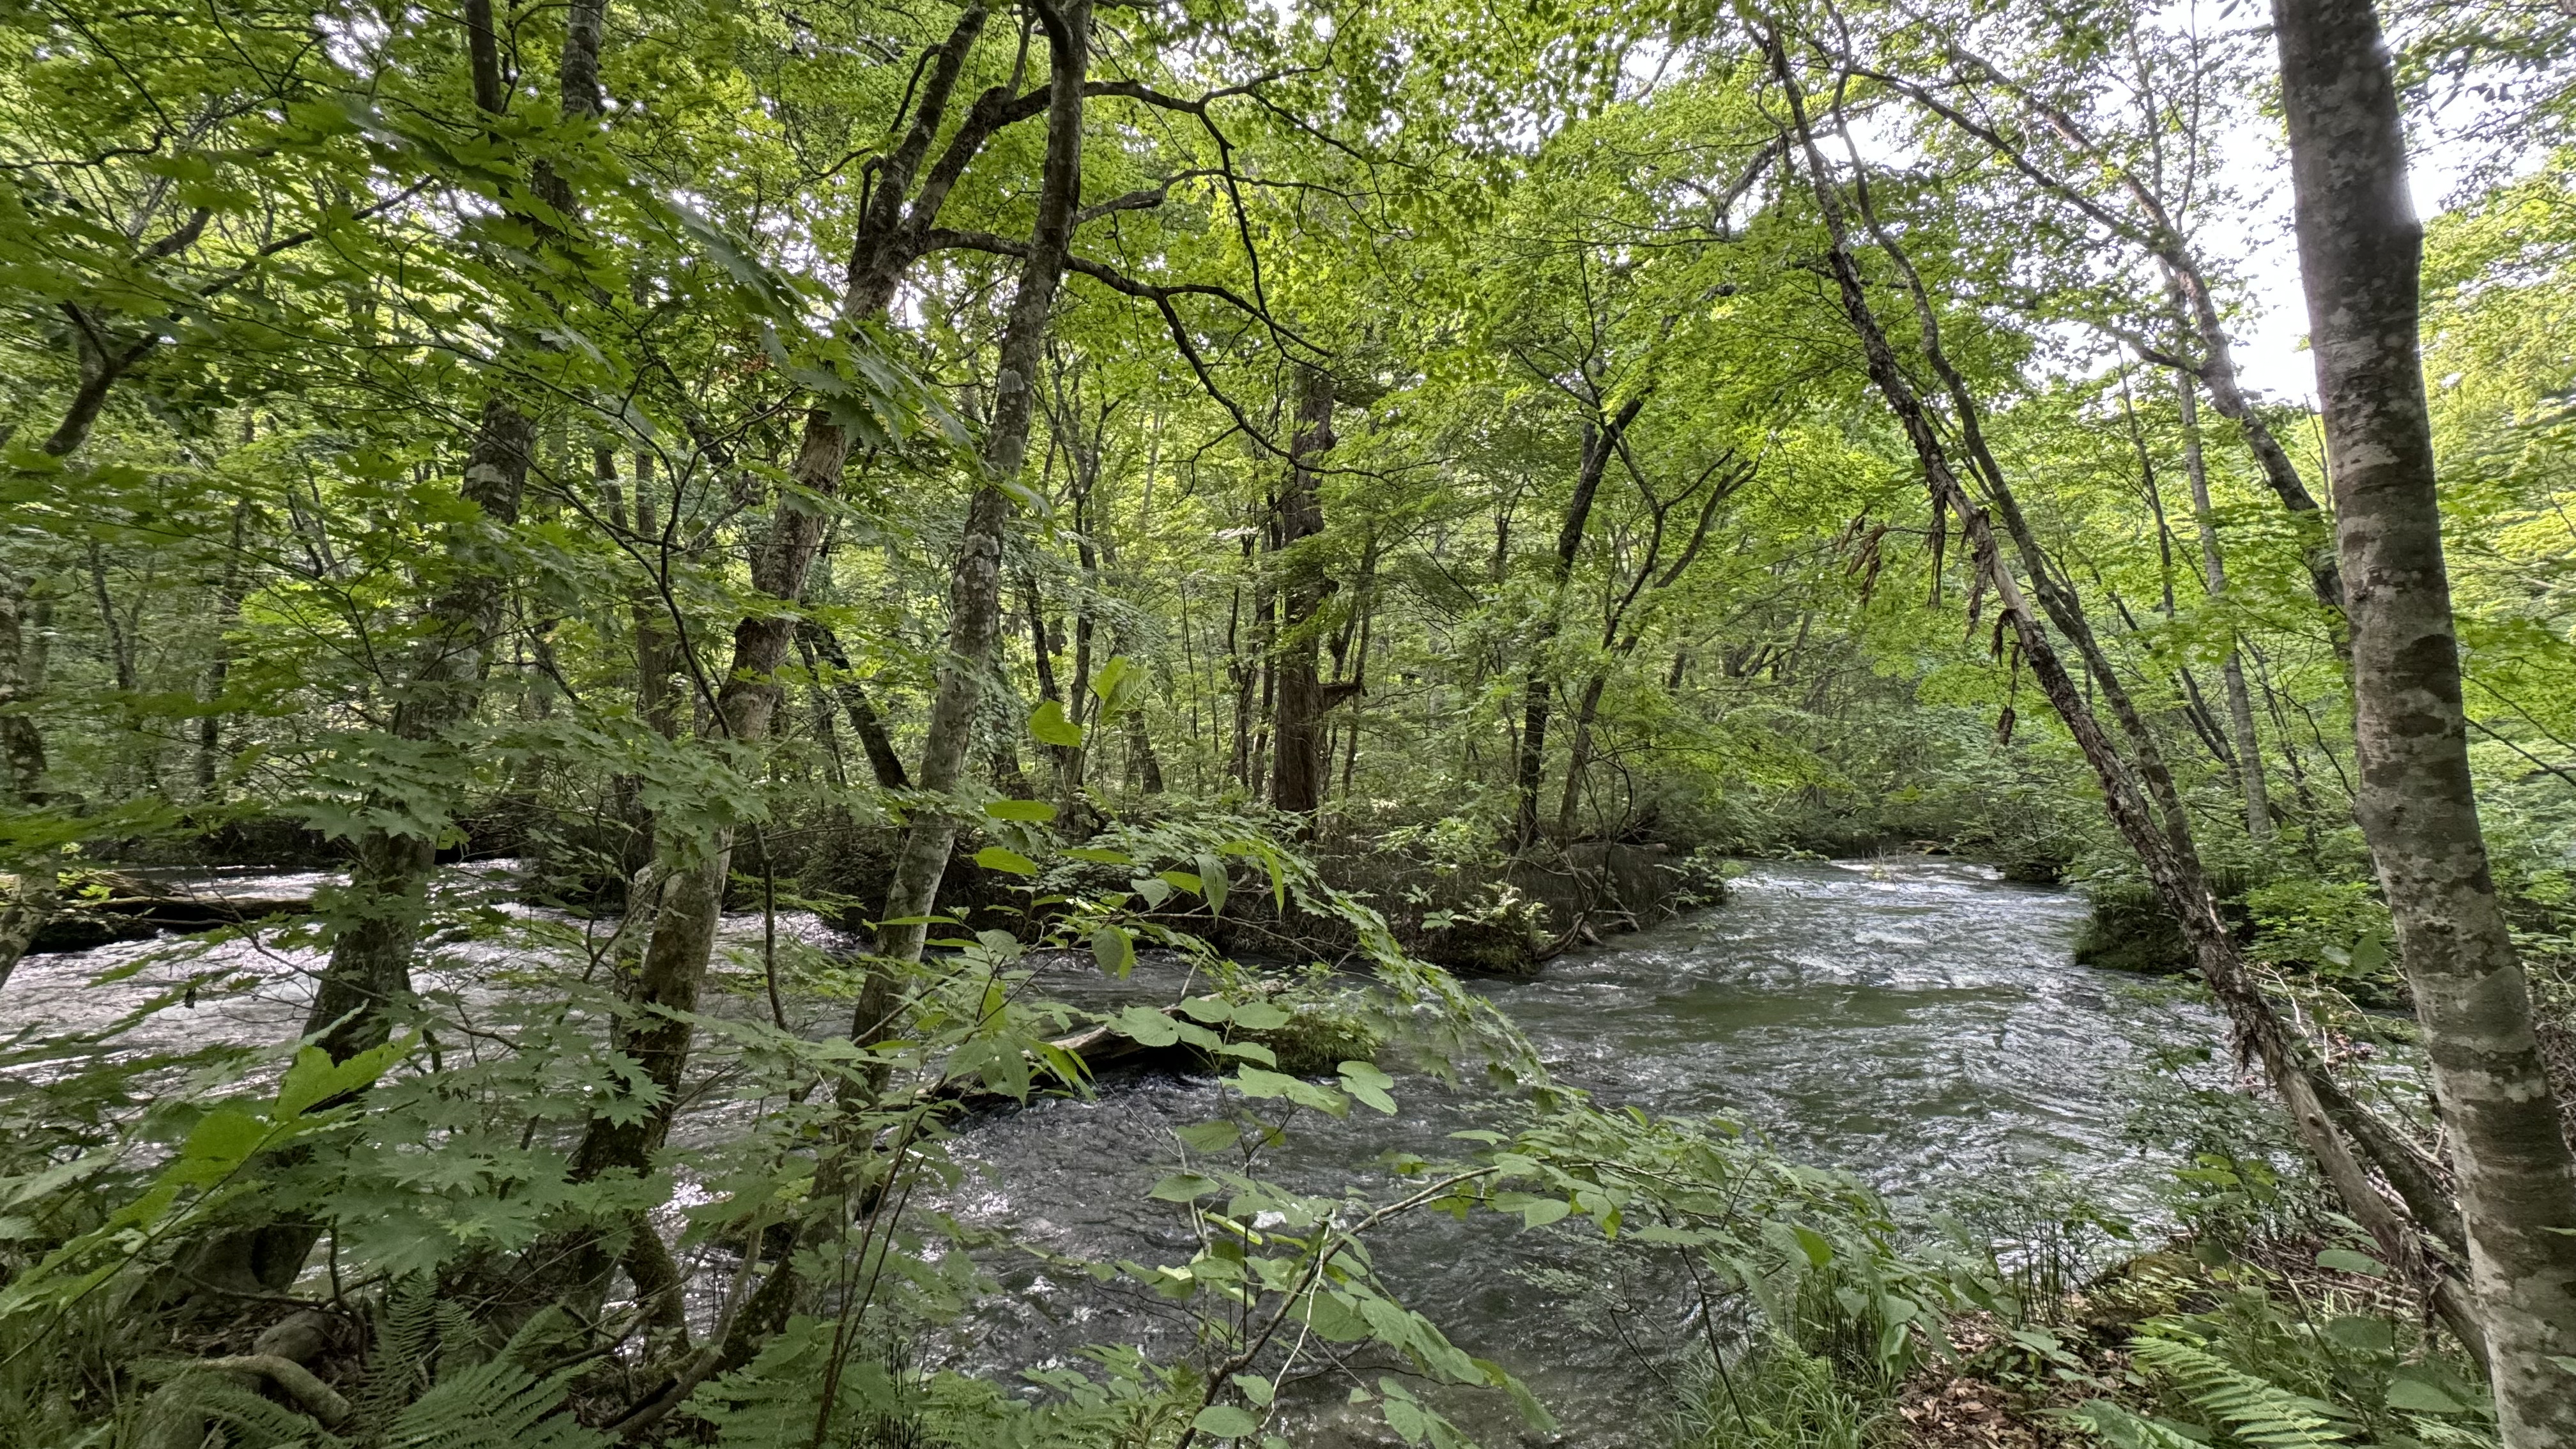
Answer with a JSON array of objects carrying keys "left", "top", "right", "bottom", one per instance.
[
  {"left": 2274, "top": 0, "right": 2576, "bottom": 1434},
  {"left": 2178, "top": 372, "right": 2274, "bottom": 838},
  {"left": 1767, "top": 19, "right": 2492, "bottom": 1361},
  {"left": 875, "top": 0, "right": 1090, "bottom": 969},
  {"left": 1268, "top": 365, "right": 1336, "bottom": 821},
  {"left": 196, "top": 498, "right": 250, "bottom": 799},
  {"left": 801, "top": 620, "right": 910, "bottom": 790},
  {"left": 1553, "top": 672, "right": 1609, "bottom": 841},
  {"left": 1514, "top": 401, "right": 1639, "bottom": 849},
  {"left": 303, "top": 399, "right": 533, "bottom": 1062},
  {"left": 0, "top": 564, "right": 50, "bottom": 990}
]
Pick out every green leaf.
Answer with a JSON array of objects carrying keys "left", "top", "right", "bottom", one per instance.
[
  {"left": 1113, "top": 1006, "right": 1181, "bottom": 1047},
  {"left": 2315, "top": 1247, "right": 2387, "bottom": 1278},
  {"left": 1491, "top": 1191, "right": 1568, "bottom": 1227},
  {"left": 1091, "top": 656, "right": 1136, "bottom": 710},
  {"left": 1066, "top": 847, "right": 1133, "bottom": 864},
  {"left": 2385, "top": 1376, "right": 2466, "bottom": 1414},
  {"left": 1029, "top": 700, "right": 1085, "bottom": 747},
  {"left": 1197, "top": 852, "right": 1229, "bottom": 914},
  {"left": 1232, "top": 1374, "right": 1276, "bottom": 1407},
  {"left": 974, "top": 847, "right": 1039, "bottom": 876},
  {"left": 1338, "top": 1061, "right": 1397, "bottom": 1114},
  {"left": 1229, "top": 1002, "right": 1291, "bottom": 1031},
  {"left": 1791, "top": 1224, "right": 1836, "bottom": 1267},
  {"left": 985, "top": 799, "right": 1058, "bottom": 822},
  {"left": 1150, "top": 1173, "right": 1220, "bottom": 1203},
  {"left": 2324, "top": 1315, "right": 2393, "bottom": 1353},
  {"left": 1193, "top": 1406, "right": 1261, "bottom": 1439},
  {"left": 1174, "top": 1119, "right": 1240, "bottom": 1152},
  {"left": 1090, "top": 925, "right": 1135, "bottom": 977}
]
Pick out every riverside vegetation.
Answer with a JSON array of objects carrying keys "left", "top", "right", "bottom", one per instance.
[{"left": 3, "top": 0, "right": 2575, "bottom": 1445}]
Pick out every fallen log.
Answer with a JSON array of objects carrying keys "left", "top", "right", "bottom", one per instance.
[{"left": 25, "top": 870, "right": 317, "bottom": 952}]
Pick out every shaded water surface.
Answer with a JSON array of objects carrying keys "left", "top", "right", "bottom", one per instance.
[
  {"left": 943, "top": 858, "right": 2218, "bottom": 1444},
  {"left": 4, "top": 856, "right": 2217, "bottom": 1444}
]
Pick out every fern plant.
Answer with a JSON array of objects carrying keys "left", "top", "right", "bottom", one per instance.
[
  {"left": 2124, "top": 1332, "right": 2350, "bottom": 1449},
  {"left": 130, "top": 1277, "right": 602, "bottom": 1449}
]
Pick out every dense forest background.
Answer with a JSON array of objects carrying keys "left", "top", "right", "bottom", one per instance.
[{"left": 4, "top": 0, "right": 2575, "bottom": 1444}]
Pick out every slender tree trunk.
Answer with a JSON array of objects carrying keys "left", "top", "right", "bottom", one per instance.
[
  {"left": 875, "top": 0, "right": 1090, "bottom": 969},
  {"left": 1554, "top": 672, "right": 1609, "bottom": 841},
  {"left": 197, "top": 498, "right": 250, "bottom": 799},
  {"left": 1269, "top": 366, "right": 1335, "bottom": 821},
  {"left": 0, "top": 564, "right": 53, "bottom": 990},
  {"left": 1515, "top": 402, "right": 1639, "bottom": 849},
  {"left": 2274, "top": 1, "right": 2576, "bottom": 1433},
  {"left": 800, "top": 620, "right": 910, "bottom": 790},
  {"left": 558, "top": 3, "right": 1000, "bottom": 1213},
  {"left": 2178, "top": 372, "right": 2274, "bottom": 838}
]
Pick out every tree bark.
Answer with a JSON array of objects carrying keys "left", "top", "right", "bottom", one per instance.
[
  {"left": 2274, "top": 0, "right": 2576, "bottom": 1434},
  {"left": 1268, "top": 365, "right": 1336, "bottom": 821},
  {"left": 196, "top": 498, "right": 250, "bottom": 799},
  {"left": 0, "top": 564, "right": 50, "bottom": 990},
  {"left": 1514, "top": 399, "right": 1640, "bottom": 849},
  {"left": 2177, "top": 372, "right": 2274, "bottom": 838},
  {"left": 303, "top": 399, "right": 532, "bottom": 1062},
  {"left": 875, "top": 0, "right": 1090, "bottom": 969},
  {"left": 800, "top": 620, "right": 910, "bottom": 790}
]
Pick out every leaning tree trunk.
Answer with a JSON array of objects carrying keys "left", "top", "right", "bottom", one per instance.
[
  {"left": 2274, "top": 0, "right": 2576, "bottom": 1436},
  {"left": 1514, "top": 399, "right": 1639, "bottom": 849},
  {"left": 1268, "top": 365, "right": 1337, "bottom": 822},
  {"left": 2177, "top": 371, "right": 2274, "bottom": 839},
  {"left": 1765, "top": 15, "right": 2491, "bottom": 1359},
  {"left": 875, "top": 0, "right": 1091, "bottom": 969}
]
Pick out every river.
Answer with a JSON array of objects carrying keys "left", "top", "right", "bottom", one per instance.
[
  {"left": 938, "top": 856, "right": 2223, "bottom": 1445},
  {"left": 3, "top": 855, "right": 2223, "bottom": 1445}
]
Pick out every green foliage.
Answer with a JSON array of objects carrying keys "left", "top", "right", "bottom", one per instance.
[
  {"left": 4, "top": 0, "right": 2572, "bottom": 1443},
  {"left": 1676, "top": 1342, "right": 1890, "bottom": 1449}
]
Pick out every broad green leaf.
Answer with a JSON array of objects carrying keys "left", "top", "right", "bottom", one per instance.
[
  {"left": 1150, "top": 1173, "right": 1220, "bottom": 1203},
  {"left": 2315, "top": 1247, "right": 2388, "bottom": 1278},
  {"left": 974, "top": 847, "right": 1039, "bottom": 876},
  {"left": 1192, "top": 1406, "right": 1260, "bottom": 1439},
  {"left": 1090, "top": 925, "right": 1135, "bottom": 977},
  {"left": 1029, "top": 700, "right": 1085, "bottom": 747},
  {"left": 2385, "top": 1376, "right": 2466, "bottom": 1414},
  {"left": 1113, "top": 1006, "right": 1181, "bottom": 1047},
  {"left": 985, "top": 799, "right": 1057, "bottom": 822}
]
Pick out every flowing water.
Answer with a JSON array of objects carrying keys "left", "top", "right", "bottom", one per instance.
[
  {"left": 3, "top": 855, "right": 2225, "bottom": 1445},
  {"left": 939, "top": 857, "right": 2224, "bottom": 1444}
]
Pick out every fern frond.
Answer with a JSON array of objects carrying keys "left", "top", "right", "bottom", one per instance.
[
  {"left": 2129, "top": 1334, "right": 2348, "bottom": 1449},
  {"left": 386, "top": 1354, "right": 604, "bottom": 1449},
  {"left": 355, "top": 1274, "right": 442, "bottom": 1427},
  {"left": 140, "top": 1370, "right": 354, "bottom": 1449},
  {"left": 2066, "top": 1398, "right": 2209, "bottom": 1449}
]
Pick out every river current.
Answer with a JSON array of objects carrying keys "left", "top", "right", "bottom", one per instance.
[
  {"left": 3, "top": 855, "right": 2225, "bottom": 1445},
  {"left": 939, "top": 857, "right": 2224, "bottom": 1444}
]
